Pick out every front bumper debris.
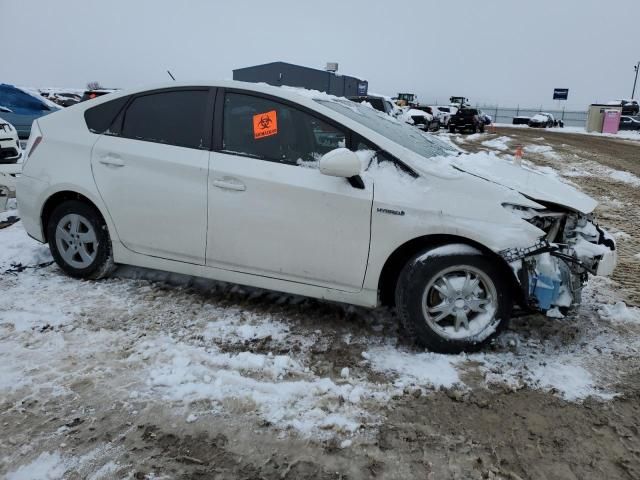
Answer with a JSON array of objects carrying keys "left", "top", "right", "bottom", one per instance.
[{"left": 500, "top": 215, "right": 617, "bottom": 314}]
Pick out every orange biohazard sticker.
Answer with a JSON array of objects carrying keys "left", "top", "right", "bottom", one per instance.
[{"left": 253, "top": 110, "right": 278, "bottom": 139}]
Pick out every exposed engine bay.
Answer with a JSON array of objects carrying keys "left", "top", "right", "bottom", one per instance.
[{"left": 500, "top": 205, "right": 617, "bottom": 314}]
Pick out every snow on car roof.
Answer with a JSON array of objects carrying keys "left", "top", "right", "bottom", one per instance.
[{"left": 16, "top": 86, "right": 61, "bottom": 110}]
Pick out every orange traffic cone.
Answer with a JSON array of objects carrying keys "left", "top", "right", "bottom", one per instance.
[{"left": 514, "top": 145, "right": 523, "bottom": 165}]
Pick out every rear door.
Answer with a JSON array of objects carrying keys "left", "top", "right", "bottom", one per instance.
[
  {"left": 206, "top": 91, "right": 373, "bottom": 291},
  {"left": 91, "top": 88, "right": 213, "bottom": 264}
]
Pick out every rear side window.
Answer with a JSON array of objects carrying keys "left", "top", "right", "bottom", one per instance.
[
  {"left": 121, "top": 90, "right": 209, "bottom": 149},
  {"left": 84, "top": 96, "right": 130, "bottom": 134}
]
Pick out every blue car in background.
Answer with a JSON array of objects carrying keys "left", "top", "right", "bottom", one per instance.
[{"left": 0, "top": 84, "right": 59, "bottom": 139}]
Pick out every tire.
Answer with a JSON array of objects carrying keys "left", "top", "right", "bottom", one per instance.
[
  {"left": 395, "top": 245, "right": 511, "bottom": 353},
  {"left": 471, "top": 125, "right": 478, "bottom": 134},
  {"left": 47, "top": 200, "right": 115, "bottom": 280},
  {"left": 449, "top": 126, "right": 456, "bottom": 134},
  {"left": 479, "top": 123, "right": 485, "bottom": 133}
]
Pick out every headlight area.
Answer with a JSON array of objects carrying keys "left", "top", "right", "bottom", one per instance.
[{"left": 500, "top": 205, "right": 617, "bottom": 314}]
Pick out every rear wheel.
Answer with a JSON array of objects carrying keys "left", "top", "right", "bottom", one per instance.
[
  {"left": 395, "top": 245, "right": 511, "bottom": 353},
  {"left": 47, "top": 200, "right": 115, "bottom": 280},
  {"left": 449, "top": 126, "right": 456, "bottom": 133}
]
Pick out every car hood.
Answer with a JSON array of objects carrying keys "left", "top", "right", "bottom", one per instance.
[
  {"left": 403, "top": 151, "right": 597, "bottom": 214},
  {"left": 448, "top": 152, "right": 597, "bottom": 214}
]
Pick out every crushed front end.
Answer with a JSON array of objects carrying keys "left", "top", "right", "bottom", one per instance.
[{"left": 500, "top": 206, "right": 617, "bottom": 315}]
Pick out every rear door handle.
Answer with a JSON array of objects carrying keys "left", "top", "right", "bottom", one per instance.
[
  {"left": 212, "top": 177, "right": 246, "bottom": 191},
  {"left": 99, "top": 154, "right": 125, "bottom": 167}
]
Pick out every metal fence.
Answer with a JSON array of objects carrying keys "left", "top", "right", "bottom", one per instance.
[{"left": 424, "top": 102, "right": 588, "bottom": 128}]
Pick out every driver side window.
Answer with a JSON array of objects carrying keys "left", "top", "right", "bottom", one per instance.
[{"left": 222, "top": 93, "right": 346, "bottom": 167}]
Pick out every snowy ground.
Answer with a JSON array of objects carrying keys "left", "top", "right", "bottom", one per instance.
[
  {"left": 2, "top": 133, "right": 640, "bottom": 478},
  {"left": 494, "top": 123, "right": 640, "bottom": 142}
]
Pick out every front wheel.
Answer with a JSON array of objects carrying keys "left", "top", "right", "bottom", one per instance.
[
  {"left": 47, "top": 200, "right": 115, "bottom": 280},
  {"left": 395, "top": 245, "right": 511, "bottom": 353}
]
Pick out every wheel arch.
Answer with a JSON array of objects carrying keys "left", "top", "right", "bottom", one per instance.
[
  {"left": 377, "top": 234, "right": 522, "bottom": 307},
  {"left": 41, "top": 190, "right": 110, "bottom": 243}
]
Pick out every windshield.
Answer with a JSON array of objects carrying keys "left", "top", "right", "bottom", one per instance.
[{"left": 316, "top": 99, "right": 455, "bottom": 159}]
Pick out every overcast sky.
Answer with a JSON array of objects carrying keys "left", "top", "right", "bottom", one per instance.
[{"left": 2, "top": 0, "right": 638, "bottom": 109}]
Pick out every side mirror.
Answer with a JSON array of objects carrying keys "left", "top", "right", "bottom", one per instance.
[{"left": 319, "top": 148, "right": 362, "bottom": 178}]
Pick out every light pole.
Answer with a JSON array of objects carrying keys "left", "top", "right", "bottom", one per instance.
[{"left": 633, "top": 62, "right": 640, "bottom": 100}]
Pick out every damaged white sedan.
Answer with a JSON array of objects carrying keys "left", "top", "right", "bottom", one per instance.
[{"left": 16, "top": 81, "right": 616, "bottom": 353}]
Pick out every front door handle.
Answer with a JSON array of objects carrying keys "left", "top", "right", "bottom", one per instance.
[
  {"left": 99, "top": 154, "right": 125, "bottom": 167},
  {"left": 212, "top": 177, "right": 246, "bottom": 191}
]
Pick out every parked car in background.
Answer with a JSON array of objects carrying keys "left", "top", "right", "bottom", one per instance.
[
  {"left": 80, "top": 89, "right": 116, "bottom": 102},
  {"left": 400, "top": 108, "right": 439, "bottom": 132},
  {"left": 619, "top": 115, "right": 640, "bottom": 131},
  {"left": 528, "top": 113, "right": 555, "bottom": 128},
  {"left": 17, "top": 81, "right": 617, "bottom": 353},
  {"left": 431, "top": 105, "right": 458, "bottom": 127},
  {"left": 448, "top": 108, "right": 485, "bottom": 133},
  {"left": 347, "top": 95, "right": 396, "bottom": 116},
  {"left": 512, "top": 116, "right": 531, "bottom": 125},
  {"left": 0, "top": 117, "right": 21, "bottom": 164},
  {"left": 607, "top": 99, "right": 640, "bottom": 116},
  {"left": 479, "top": 110, "right": 492, "bottom": 125},
  {"left": 49, "top": 92, "right": 82, "bottom": 108},
  {"left": 412, "top": 106, "right": 442, "bottom": 132},
  {"left": 0, "top": 84, "right": 60, "bottom": 138}
]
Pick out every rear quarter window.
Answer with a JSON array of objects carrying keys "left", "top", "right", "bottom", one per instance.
[
  {"left": 84, "top": 96, "right": 130, "bottom": 134},
  {"left": 120, "top": 90, "right": 209, "bottom": 149}
]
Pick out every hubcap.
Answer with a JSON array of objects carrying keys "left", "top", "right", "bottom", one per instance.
[
  {"left": 55, "top": 214, "right": 98, "bottom": 269},
  {"left": 421, "top": 265, "right": 499, "bottom": 340}
]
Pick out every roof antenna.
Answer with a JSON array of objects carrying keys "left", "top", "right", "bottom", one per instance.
[{"left": 167, "top": 70, "right": 176, "bottom": 81}]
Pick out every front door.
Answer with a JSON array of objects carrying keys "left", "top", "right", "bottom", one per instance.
[{"left": 206, "top": 91, "right": 373, "bottom": 291}]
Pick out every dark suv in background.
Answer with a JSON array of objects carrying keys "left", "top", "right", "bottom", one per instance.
[{"left": 448, "top": 108, "right": 484, "bottom": 134}]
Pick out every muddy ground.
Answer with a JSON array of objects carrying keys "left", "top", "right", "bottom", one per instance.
[{"left": 1, "top": 127, "right": 640, "bottom": 480}]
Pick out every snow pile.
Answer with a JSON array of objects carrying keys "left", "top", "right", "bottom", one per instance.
[
  {"left": 0, "top": 221, "right": 51, "bottom": 270},
  {"left": 475, "top": 352, "right": 613, "bottom": 401},
  {"left": 524, "top": 144, "right": 560, "bottom": 159},
  {"left": 481, "top": 136, "right": 511, "bottom": 151},
  {"left": 364, "top": 346, "right": 461, "bottom": 390},
  {"left": 525, "top": 144, "right": 552, "bottom": 154},
  {"left": 6, "top": 452, "right": 66, "bottom": 480},
  {"left": 201, "top": 312, "right": 293, "bottom": 344},
  {"left": 598, "top": 302, "right": 640, "bottom": 324},
  {"left": 130, "top": 334, "right": 382, "bottom": 435},
  {"left": 494, "top": 124, "right": 640, "bottom": 142},
  {"left": 562, "top": 162, "right": 640, "bottom": 187}
]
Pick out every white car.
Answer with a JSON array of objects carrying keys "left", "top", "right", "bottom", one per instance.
[
  {"left": 430, "top": 106, "right": 458, "bottom": 126},
  {"left": 17, "top": 81, "right": 617, "bottom": 353},
  {"left": 0, "top": 117, "right": 21, "bottom": 164}
]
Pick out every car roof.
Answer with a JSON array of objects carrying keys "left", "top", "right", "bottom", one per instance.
[{"left": 98, "top": 80, "right": 334, "bottom": 105}]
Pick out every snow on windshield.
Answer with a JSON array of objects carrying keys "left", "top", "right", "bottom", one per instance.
[{"left": 316, "top": 99, "right": 455, "bottom": 159}]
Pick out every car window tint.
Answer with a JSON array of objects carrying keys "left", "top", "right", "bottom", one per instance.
[
  {"left": 222, "top": 93, "right": 346, "bottom": 166},
  {"left": 84, "top": 96, "right": 130, "bottom": 134},
  {"left": 121, "top": 90, "right": 208, "bottom": 149}
]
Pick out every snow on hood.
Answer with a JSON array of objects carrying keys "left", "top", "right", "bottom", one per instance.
[{"left": 446, "top": 152, "right": 598, "bottom": 214}]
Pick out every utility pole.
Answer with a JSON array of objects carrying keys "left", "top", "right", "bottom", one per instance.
[{"left": 633, "top": 62, "right": 640, "bottom": 99}]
